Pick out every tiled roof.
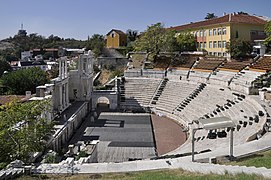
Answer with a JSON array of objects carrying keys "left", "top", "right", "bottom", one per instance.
[
  {"left": 169, "top": 14, "right": 267, "bottom": 31},
  {"left": 106, "top": 29, "right": 126, "bottom": 36},
  {"left": 0, "top": 95, "right": 26, "bottom": 106}
]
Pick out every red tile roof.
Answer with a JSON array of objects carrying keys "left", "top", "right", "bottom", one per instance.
[
  {"left": 0, "top": 95, "right": 26, "bottom": 106},
  {"left": 169, "top": 14, "right": 267, "bottom": 31}
]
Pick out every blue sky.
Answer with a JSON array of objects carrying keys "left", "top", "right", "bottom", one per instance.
[{"left": 0, "top": 0, "right": 270, "bottom": 40}]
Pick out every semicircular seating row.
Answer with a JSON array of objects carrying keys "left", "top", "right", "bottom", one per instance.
[{"left": 120, "top": 77, "right": 267, "bottom": 155}]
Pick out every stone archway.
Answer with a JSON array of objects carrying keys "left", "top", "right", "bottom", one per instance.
[{"left": 96, "top": 96, "right": 110, "bottom": 113}]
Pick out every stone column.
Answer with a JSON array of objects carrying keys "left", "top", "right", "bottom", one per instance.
[
  {"left": 59, "top": 85, "right": 62, "bottom": 111},
  {"left": 64, "top": 60, "right": 68, "bottom": 78},
  {"left": 66, "top": 83, "right": 69, "bottom": 106},
  {"left": 62, "top": 85, "right": 65, "bottom": 109},
  {"left": 59, "top": 60, "right": 62, "bottom": 79}
]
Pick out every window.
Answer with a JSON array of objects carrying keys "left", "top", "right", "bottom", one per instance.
[
  {"left": 200, "top": 42, "right": 203, "bottom": 48},
  {"left": 222, "top": 27, "right": 227, "bottom": 35},
  {"left": 203, "top": 30, "right": 207, "bottom": 37},
  {"left": 258, "top": 31, "right": 265, "bottom": 36},
  {"left": 209, "top": 29, "right": 212, "bottom": 36},
  {"left": 209, "top": 52, "right": 212, "bottom": 55},
  {"left": 197, "top": 31, "right": 200, "bottom": 37},
  {"left": 209, "top": 41, "right": 212, "bottom": 48},
  {"left": 200, "top": 31, "right": 203, "bottom": 37},
  {"left": 194, "top": 31, "right": 197, "bottom": 37},
  {"left": 223, "top": 52, "right": 227, "bottom": 57},
  {"left": 203, "top": 42, "right": 206, "bottom": 48},
  {"left": 235, "top": 31, "right": 239, "bottom": 38},
  {"left": 218, "top": 52, "right": 221, "bottom": 56},
  {"left": 218, "top": 41, "right": 222, "bottom": 48},
  {"left": 213, "top": 52, "right": 217, "bottom": 56},
  {"left": 223, "top": 41, "right": 227, "bottom": 48},
  {"left": 111, "top": 32, "right": 115, "bottom": 38},
  {"left": 213, "top": 41, "right": 217, "bottom": 48},
  {"left": 218, "top": 28, "right": 222, "bottom": 35},
  {"left": 213, "top": 28, "right": 217, "bottom": 35}
]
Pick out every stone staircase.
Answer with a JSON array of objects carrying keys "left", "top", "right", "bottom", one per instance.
[
  {"left": 174, "top": 83, "right": 207, "bottom": 113},
  {"left": 150, "top": 78, "right": 168, "bottom": 105}
]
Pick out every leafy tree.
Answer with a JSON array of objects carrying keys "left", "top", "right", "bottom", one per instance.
[
  {"left": 85, "top": 34, "right": 105, "bottom": 58},
  {"left": 2, "top": 67, "right": 49, "bottom": 95},
  {"left": 133, "top": 23, "right": 178, "bottom": 54},
  {"left": 226, "top": 39, "right": 252, "bottom": 59},
  {"left": 0, "top": 58, "right": 12, "bottom": 77},
  {"left": 264, "top": 21, "right": 271, "bottom": 47},
  {"left": 0, "top": 99, "right": 54, "bottom": 163},
  {"left": 126, "top": 29, "right": 138, "bottom": 43},
  {"left": 205, "top": 13, "right": 217, "bottom": 20},
  {"left": 176, "top": 32, "right": 197, "bottom": 52}
]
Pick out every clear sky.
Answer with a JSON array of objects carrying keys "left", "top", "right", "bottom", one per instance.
[{"left": 0, "top": 0, "right": 270, "bottom": 40}]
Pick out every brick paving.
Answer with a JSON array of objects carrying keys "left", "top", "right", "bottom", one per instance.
[{"left": 151, "top": 114, "right": 187, "bottom": 156}]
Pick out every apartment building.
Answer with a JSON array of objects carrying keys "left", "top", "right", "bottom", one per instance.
[{"left": 169, "top": 13, "right": 267, "bottom": 58}]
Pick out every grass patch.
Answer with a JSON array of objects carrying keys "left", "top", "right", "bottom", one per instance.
[
  {"left": 18, "top": 169, "right": 264, "bottom": 180},
  {"left": 224, "top": 150, "right": 271, "bottom": 168}
]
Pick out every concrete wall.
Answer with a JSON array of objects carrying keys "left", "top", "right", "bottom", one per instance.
[{"left": 51, "top": 102, "right": 89, "bottom": 152}]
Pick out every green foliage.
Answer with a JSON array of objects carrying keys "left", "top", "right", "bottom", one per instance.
[
  {"left": 176, "top": 32, "right": 197, "bottom": 52},
  {"left": 20, "top": 169, "right": 265, "bottom": 180},
  {"left": 133, "top": 23, "right": 178, "bottom": 54},
  {"left": 225, "top": 150, "right": 271, "bottom": 169},
  {"left": 2, "top": 67, "right": 49, "bottom": 95},
  {"left": 0, "top": 100, "right": 54, "bottom": 164},
  {"left": 226, "top": 39, "right": 252, "bottom": 59},
  {"left": 126, "top": 29, "right": 138, "bottom": 43},
  {"left": 85, "top": 34, "right": 105, "bottom": 58},
  {"left": 0, "top": 58, "right": 12, "bottom": 77},
  {"left": 264, "top": 21, "right": 271, "bottom": 47},
  {"left": 0, "top": 33, "right": 87, "bottom": 60},
  {"left": 205, "top": 13, "right": 217, "bottom": 20},
  {"left": 111, "top": 69, "right": 124, "bottom": 78}
]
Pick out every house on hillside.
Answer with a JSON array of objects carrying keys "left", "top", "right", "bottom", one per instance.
[
  {"left": 106, "top": 29, "right": 127, "bottom": 48},
  {"left": 169, "top": 13, "right": 268, "bottom": 58}
]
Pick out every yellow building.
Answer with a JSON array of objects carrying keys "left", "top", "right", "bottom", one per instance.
[
  {"left": 106, "top": 29, "right": 127, "bottom": 49},
  {"left": 169, "top": 13, "right": 267, "bottom": 58}
]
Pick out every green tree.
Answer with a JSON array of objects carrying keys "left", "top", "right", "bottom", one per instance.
[
  {"left": 85, "top": 34, "right": 105, "bottom": 58},
  {"left": 2, "top": 67, "right": 49, "bottom": 95},
  {"left": 226, "top": 39, "right": 252, "bottom": 59},
  {"left": 0, "top": 100, "right": 54, "bottom": 163},
  {"left": 176, "top": 32, "right": 197, "bottom": 52},
  {"left": 133, "top": 23, "right": 178, "bottom": 54},
  {"left": 264, "top": 21, "right": 271, "bottom": 47},
  {"left": 126, "top": 29, "right": 138, "bottom": 43},
  {"left": 0, "top": 58, "right": 12, "bottom": 77},
  {"left": 205, "top": 13, "right": 217, "bottom": 20}
]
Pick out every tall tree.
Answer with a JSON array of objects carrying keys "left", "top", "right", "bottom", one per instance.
[
  {"left": 205, "top": 13, "right": 217, "bottom": 20},
  {"left": 176, "top": 32, "right": 197, "bottom": 52},
  {"left": 0, "top": 58, "right": 12, "bottom": 77},
  {"left": 126, "top": 29, "right": 138, "bottom": 42},
  {"left": 2, "top": 67, "right": 49, "bottom": 95},
  {"left": 226, "top": 39, "right": 252, "bottom": 59},
  {"left": 264, "top": 21, "right": 271, "bottom": 47},
  {"left": 85, "top": 34, "right": 105, "bottom": 58},
  {"left": 133, "top": 23, "right": 178, "bottom": 54},
  {"left": 0, "top": 99, "right": 54, "bottom": 163}
]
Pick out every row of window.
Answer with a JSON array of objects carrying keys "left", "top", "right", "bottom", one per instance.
[
  {"left": 198, "top": 41, "right": 227, "bottom": 49},
  {"left": 208, "top": 52, "right": 228, "bottom": 57},
  {"left": 194, "top": 27, "right": 227, "bottom": 37}
]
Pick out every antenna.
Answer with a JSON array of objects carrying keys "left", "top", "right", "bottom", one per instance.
[{"left": 21, "top": 23, "right": 23, "bottom": 30}]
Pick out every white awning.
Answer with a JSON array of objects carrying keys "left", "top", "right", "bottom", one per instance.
[{"left": 198, "top": 116, "right": 235, "bottom": 130}]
